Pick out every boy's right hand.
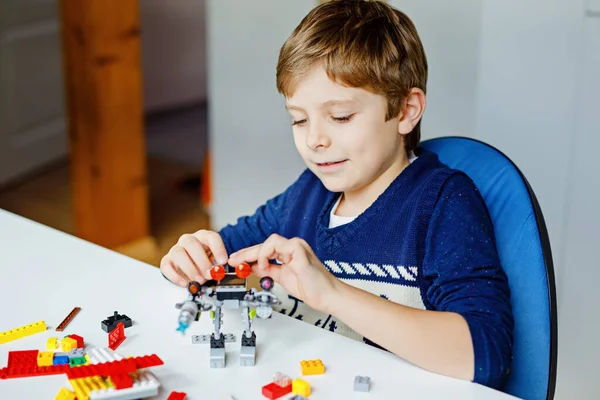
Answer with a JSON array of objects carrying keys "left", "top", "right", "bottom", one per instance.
[{"left": 160, "top": 230, "right": 229, "bottom": 287}]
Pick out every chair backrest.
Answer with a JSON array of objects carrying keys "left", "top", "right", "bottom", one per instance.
[{"left": 420, "top": 137, "right": 557, "bottom": 400}]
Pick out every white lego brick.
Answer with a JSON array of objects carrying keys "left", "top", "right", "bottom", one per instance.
[{"left": 87, "top": 347, "right": 124, "bottom": 364}]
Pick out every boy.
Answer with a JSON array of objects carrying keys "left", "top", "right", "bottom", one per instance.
[{"left": 160, "top": 0, "right": 513, "bottom": 389}]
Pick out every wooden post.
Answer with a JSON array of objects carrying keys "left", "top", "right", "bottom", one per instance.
[{"left": 59, "top": 0, "right": 152, "bottom": 250}]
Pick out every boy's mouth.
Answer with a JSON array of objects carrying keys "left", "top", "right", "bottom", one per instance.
[
  {"left": 315, "top": 160, "right": 348, "bottom": 170},
  {"left": 316, "top": 160, "right": 346, "bottom": 166}
]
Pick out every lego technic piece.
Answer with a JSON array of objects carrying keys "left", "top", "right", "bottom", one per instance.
[
  {"left": 69, "top": 369, "right": 160, "bottom": 400},
  {"left": 262, "top": 382, "right": 292, "bottom": 400},
  {"left": 175, "top": 273, "right": 281, "bottom": 368},
  {"left": 47, "top": 337, "right": 59, "bottom": 350},
  {"left": 235, "top": 262, "right": 252, "bottom": 278},
  {"left": 53, "top": 352, "right": 70, "bottom": 365},
  {"left": 69, "top": 333, "right": 85, "bottom": 348},
  {"left": 108, "top": 322, "right": 126, "bottom": 350},
  {"left": 56, "top": 307, "right": 81, "bottom": 332},
  {"left": 210, "top": 333, "right": 226, "bottom": 368},
  {"left": 354, "top": 375, "right": 371, "bottom": 392},
  {"left": 292, "top": 378, "right": 311, "bottom": 397},
  {"left": 0, "top": 350, "right": 70, "bottom": 379},
  {"left": 69, "top": 348, "right": 87, "bottom": 367},
  {"left": 289, "top": 396, "right": 309, "bottom": 400},
  {"left": 0, "top": 320, "right": 46, "bottom": 344},
  {"left": 101, "top": 311, "right": 133, "bottom": 333},
  {"left": 192, "top": 333, "right": 235, "bottom": 344},
  {"left": 273, "top": 372, "right": 292, "bottom": 387},
  {"left": 300, "top": 359, "right": 325, "bottom": 375},
  {"left": 55, "top": 387, "right": 76, "bottom": 400},
  {"left": 37, "top": 351, "right": 54, "bottom": 367},
  {"left": 239, "top": 331, "right": 256, "bottom": 367},
  {"left": 167, "top": 391, "right": 188, "bottom": 400},
  {"left": 61, "top": 336, "right": 78, "bottom": 352},
  {"left": 210, "top": 264, "right": 227, "bottom": 281}
]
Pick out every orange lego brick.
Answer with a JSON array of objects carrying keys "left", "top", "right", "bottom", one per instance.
[
  {"left": 56, "top": 307, "right": 81, "bottom": 332},
  {"left": 300, "top": 359, "right": 325, "bottom": 375}
]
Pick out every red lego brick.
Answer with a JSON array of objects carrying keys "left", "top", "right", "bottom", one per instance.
[
  {"left": 68, "top": 334, "right": 84, "bottom": 348},
  {"left": 0, "top": 350, "right": 69, "bottom": 379},
  {"left": 262, "top": 382, "right": 292, "bottom": 399},
  {"left": 167, "top": 391, "right": 188, "bottom": 400},
  {"left": 65, "top": 354, "right": 163, "bottom": 379},
  {"left": 108, "top": 322, "right": 125, "bottom": 350},
  {"left": 110, "top": 373, "right": 134, "bottom": 389}
]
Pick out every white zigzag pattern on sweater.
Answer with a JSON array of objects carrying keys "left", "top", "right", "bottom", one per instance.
[{"left": 324, "top": 260, "right": 418, "bottom": 282}]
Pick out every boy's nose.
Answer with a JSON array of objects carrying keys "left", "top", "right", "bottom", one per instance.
[{"left": 305, "top": 127, "right": 330, "bottom": 150}]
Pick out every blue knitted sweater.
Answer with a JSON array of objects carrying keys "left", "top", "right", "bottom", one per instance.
[{"left": 217, "top": 148, "right": 513, "bottom": 389}]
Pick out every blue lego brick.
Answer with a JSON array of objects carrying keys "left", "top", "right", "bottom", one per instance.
[{"left": 53, "top": 352, "right": 69, "bottom": 365}]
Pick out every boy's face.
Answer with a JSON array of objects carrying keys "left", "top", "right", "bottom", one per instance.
[{"left": 285, "top": 65, "right": 408, "bottom": 197}]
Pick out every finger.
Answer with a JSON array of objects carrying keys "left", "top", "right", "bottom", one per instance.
[
  {"left": 228, "top": 244, "right": 261, "bottom": 265},
  {"left": 170, "top": 246, "right": 205, "bottom": 284},
  {"left": 257, "top": 234, "right": 293, "bottom": 270},
  {"left": 251, "top": 262, "right": 282, "bottom": 282},
  {"left": 194, "top": 230, "right": 229, "bottom": 265},
  {"left": 160, "top": 256, "right": 188, "bottom": 287},
  {"left": 179, "top": 234, "right": 214, "bottom": 281}
]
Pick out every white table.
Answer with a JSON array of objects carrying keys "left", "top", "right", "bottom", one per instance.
[{"left": 0, "top": 209, "right": 519, "bottom": 399}]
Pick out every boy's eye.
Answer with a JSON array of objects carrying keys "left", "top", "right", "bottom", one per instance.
[
  {"left": 291, "top": 119, "right": 307, "bottom": 126},
  {"left": 332, "top": 114, "right": 354, "bottom": 123}
]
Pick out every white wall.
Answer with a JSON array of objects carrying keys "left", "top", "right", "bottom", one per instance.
[
  {"left": 389, "top": 0, "right": 483, "bottom": 140},
  {"left": 475, "top": 0, "right": 587, "bottom": 286},
  {"left": 140, "top": 0, "right": 207, "bottom": 112},
  {"left": 554, "top": 11, "right": 600, "bottom": 400},
  {"left": 207, "top": 0, "right": 311, "bottom": 229}
]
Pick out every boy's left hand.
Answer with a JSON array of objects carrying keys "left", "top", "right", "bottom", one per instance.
[{"left": 227, "top": 234, "right": 340, "bottom": 314}]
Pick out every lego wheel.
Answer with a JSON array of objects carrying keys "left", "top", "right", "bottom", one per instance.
[
  {"left": 260, "top": 277, "right": 274, "bottom": 291},
  {"left": 188, "top": 281, "right": 202, "bottom": 295}
]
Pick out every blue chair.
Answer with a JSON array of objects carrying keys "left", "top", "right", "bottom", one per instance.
[{"left": 420, "top": 137, "right": 557, "bottom": 400}]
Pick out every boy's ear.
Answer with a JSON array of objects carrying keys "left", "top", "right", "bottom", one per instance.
[{"left": 397, "top": 88, "right": 426, "bottom": 135}]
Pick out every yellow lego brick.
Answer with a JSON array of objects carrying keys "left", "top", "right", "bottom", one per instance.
[
  {"left": 37, "top": 351, "right": 54, "bottom": 367},
  {"left": 84, "top": 354, "right": 90, "bottom": 365},
  {"left": 0, "top": 320, "right": 46, "bottom": 344},
  {"left": 55, "top": 387, "right": 76, "bottom": 400},
  {"left": 47, "top": 337, "right": 59, "bottom": 350},
  {"left": 61, "top": 336, "right": 78, "bottom": 352},
  {"left": 292, "top": 378, "right": 311, "bottom": 397},
  {"left": 70, "top": 375, "right": 109, "bottom": 400},
  {"left": 301, "top": 359, "right": 325, "bottom": 375}
]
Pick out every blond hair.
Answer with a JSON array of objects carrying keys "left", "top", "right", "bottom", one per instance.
[{"left": 276, "top": 0, "right": 428, "bottom": 152}]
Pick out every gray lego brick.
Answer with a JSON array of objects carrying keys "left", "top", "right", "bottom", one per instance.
[
  {"left": 223, "top": 299, "right": 240, "bottom": 309},
  {"left": 354, "top": 375, "right": 371, "bottom": 392},
  {"left": 69, "top": 348, "right": 86, "bottom": 358},
  {"left": 210, "top": 347, "right": 226, "bottom": 368},
  {"left": 239, "top": 345, "right": 256, "bottom": 367},
  {"left": 193, "top": 333, "right": 235, "bottom": 344}
]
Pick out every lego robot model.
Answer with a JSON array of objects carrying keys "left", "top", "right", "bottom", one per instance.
[{"left": 175, "top": 262, "right": 281, "bottom": 368}]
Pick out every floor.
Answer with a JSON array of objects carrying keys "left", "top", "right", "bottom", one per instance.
[{"left": 0, "top": 104, "right": 210, "bottom": 268}]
